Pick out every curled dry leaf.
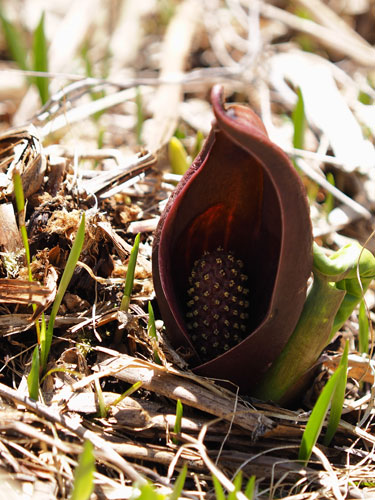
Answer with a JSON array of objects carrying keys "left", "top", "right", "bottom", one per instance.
[{"left": 0, "top": 125, "right": 46, "bottom": 200}]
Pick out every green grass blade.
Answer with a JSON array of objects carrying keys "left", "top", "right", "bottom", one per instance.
[
  {"left": 358, "top": 299, "right": 369, "bottom": 354},
  {"left": 168, "top": 464, "right": 187, "bottom": 500},
  {"left": 192, "top": 130, "right": 204, "bottom": 159},
  {"left": 168, "top": 136, "right": 190, "bottom": 175},
  {"left": 244, "top": 475, "right": 256, "bottom": 499},
  {"left": 41, "top": 214, "right": 86, "bottom": 370},
  {"left": 292, "top": 87, "right": 306, "bottom": 150},
  {"left": 212, "top": 475, "right": 226, "bottom": 500},
  {"left": 106, "top": 381, "right": 143, "bottom": 410},
  {"left": 14, "top": 169, "right": 43, "bottom": 342},
  {"left": 70, "top": 440, "right": 96, "bottom": 500},
  {"left": 323, "top": 341, "right": 349, "bottom": 446},
  {"left": 135, "top": 87, "right": 144, "bottom": 145},
  {"left": 13, "top": 171, "right": 32, "bottom": 281},
  {"left": 32, "top": 12, "right": 49, "bottom": 104},
  {"left": 0, "top": 11, "right": 28, "bottom": 71},
  {"left": 324, "top": 172, "right": 335, "bottom": 217},
  {"left": 40, "top": 367, "right": 83, "bottom": 384},
  {"left": 120, "top": 233, "right": 140, "bottom": 312},
  {"left": 147, "top": 301, "right": 157, "bottom": 340},
  {"left": 12, "top": 170, "right": 25, "bottom": 214},
  {"left": 39, "top": 316, "right": 46, "bottom": 363},
  {"left": 94, "top": 377, "right": 107, "bottom": 418},
  {"left": 133, "top": 482, "right": 160, "bottom": 500},
  {"left": 27, "top": 346, "right": 40, "bottom": 401},
  {"left": 147, "top": 302, "right": 162, "bottom": 365},
  {"left": 299, "top": 364, "right": 344, "bottom": 465},
  {"left": 227, "top": 471, "right": 242, "bottom": 500},
  {"left": 173, "top": 399, "right": 183, "bottom": 444}
]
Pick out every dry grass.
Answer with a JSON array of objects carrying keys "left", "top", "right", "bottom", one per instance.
[{"left": 1, "top": 0, "right": 375, "bottom": 498}]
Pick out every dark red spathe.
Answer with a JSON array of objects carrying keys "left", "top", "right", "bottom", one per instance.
[{"left": 152, "top": 85, "right": 313, "bottom": 394}]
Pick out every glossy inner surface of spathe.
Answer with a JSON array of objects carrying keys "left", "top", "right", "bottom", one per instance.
[{"left": 169, "top": 130, "right": 282, "bottom": 360}]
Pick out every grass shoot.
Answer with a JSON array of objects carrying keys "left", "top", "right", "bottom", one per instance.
[
  {"left": 32, "top": 11, "right": 49, "bottom": 104},
  {"left": 147, "top": 301, "right": 162, "bottom": 364},
  {"left": 292, "top": 87, "right": 306, "bottom": 150},
  {"left": 12, "top": 171, "right": 32, "bottom": 281},
  {"left": 168, "top": 136, "right": 190, "bottom": 175},
  {"left": 94, "top": 377, "right": 107, "bottom": 418},
  {"left": 136, "top": 86, "right": 144, "bottom": 145},
  {"left": 173, "top": 398, "right": 183, "bottom": 444},
  {"left": 70, "top": 440, "right": 96, "bottom": 500},
  {"left": 105, "top": 381, "right": 143, "bottom": 412},
  {"left": 299, "top": 341, "right": 349, "bottom": 464},
  {"left": 120, "top": 233, "right": 140, "bottom": 312},
  {"left": 358, "top": 299, "right": 369, "bottom": 354},
  {"left": 27, "top": 345, "right": 40, "bottom": 401},
  {"left": 41, "top": 213, "right": 86, "bottom": 370}
]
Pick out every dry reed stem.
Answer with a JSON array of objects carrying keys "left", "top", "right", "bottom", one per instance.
[
  {"left": 146, "top": 0, "right": 203, "bottom": 152},
  {"left": 259, "top": 1, "right": 375, "bottom": 66},
  {"left": 0, "top": 381, "right": 147, "bottom": 484},
  {"left": 97, "top": 348, "right": 274, "bottom": 435}
]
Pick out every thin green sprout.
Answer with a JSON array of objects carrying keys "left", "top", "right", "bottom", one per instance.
[
  {"left": 41, "top": 213, "right": 86, "bottom": 370},
  {"left": 0, "top": 10, "right": 28, "bottom": 72},
  {"left": 292, "top": 87, "right": 306, "bottom": 150},
  {"left": 32, "top": 12, "right": 49, "bottom": 104},
  {"left": 358, "top": 299, "right": 369, "bottom": 354},
  {"left": 136, "top": 86, "right": 144, "bottom": 145},
  {"left": 244, "top": 476, "right": 256, "bottom": 499},
  {"left": 192, "top": 130, "right": 204, "bottom": 159},
  {"left": 212, "top": 475, "right": 226, "bottom": 500},
  {"left": 70, "top": 440, "right": 96, "bottom": 500},
  {"left": 13, "top": 171, "right": 31, "bottom": 280},
  {"left": 147, "top": 301, "right": 162, "bottom": 365},
  {"left": 298, "top": 356, "right": 346, "bottom": 465},
  {"left": 106, "top": 381, "right": 143, "bottom": 411},
  {"left": 168, "top": 136, "right": 190, "bottom": 175},
  {"left": 168, "top": 464, "right": 187, "bottom": 500},
  {"left": 173, "top": 399, "right": 183, "bottom": 444},
  {"left": 323, "top": 340, "right": 349, "bottom": 446},
  {"left": 324, "top": 172, "right": 335, "bottom": 217},
  {"left": 227, "top": 471, "right": 242, "bottom": 500},
  {"left": 94, "top": 377, "right": 107, "bottom": 418},
  {"left": 27, "top": 345, "right": 40, "bottom": 401},
  {"left": 120, "top": 233, "right": 140, "bottom": 312},
  {"left": 40, "top": 367, "right": 84, "bottom": 385}
]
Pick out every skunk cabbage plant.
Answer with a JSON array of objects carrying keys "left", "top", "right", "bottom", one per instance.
[{"left": 152, "top": 85, "right": 313, "bottom": 394}]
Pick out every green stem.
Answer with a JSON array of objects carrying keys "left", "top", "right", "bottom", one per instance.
[
  {"left": 254, "top": 272, "right": 345, "bottom": 404},
  {"left": 256, "top": 242, "right": 375, "bottom": 404}
]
